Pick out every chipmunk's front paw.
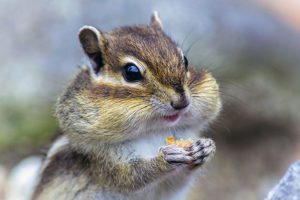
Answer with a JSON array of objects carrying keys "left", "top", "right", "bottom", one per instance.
[
  {"left": 159, "top": 145, "right": 193, "bottom": 168},
  {"left": 188, "top": 138, "right": 215, "bottom": 167},
  {"left": 159, "top": 138, "right": 215, "bottom": 169}
]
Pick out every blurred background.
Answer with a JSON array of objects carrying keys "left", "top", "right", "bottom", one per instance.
[{"left": 0, "top": 0, "right": 300, "bottom": 199}]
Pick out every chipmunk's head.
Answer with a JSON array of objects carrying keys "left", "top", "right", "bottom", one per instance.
[{"left": 56, "top": 12, "right": 221, "bottom": 143}]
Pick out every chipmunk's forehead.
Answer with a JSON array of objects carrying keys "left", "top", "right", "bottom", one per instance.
[{"left": 109, "top": 26, "right": 185, "bottom": 84}]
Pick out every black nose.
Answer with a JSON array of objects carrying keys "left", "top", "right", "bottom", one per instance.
[{"left": 171, "top": 99, "right": 190, "bottom": 110}]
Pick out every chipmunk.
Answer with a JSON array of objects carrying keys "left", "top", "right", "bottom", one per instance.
[{"left": 31, "top": 11, "right": 221, "bottom": 200}]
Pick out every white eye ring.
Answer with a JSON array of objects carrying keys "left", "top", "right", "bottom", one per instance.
[{"left": 186, "top": 71, "right": 190, "bottom": 79}]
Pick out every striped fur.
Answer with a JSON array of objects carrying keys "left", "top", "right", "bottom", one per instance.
[{"left": 32, "top": 12, "right": 221, "bottom": 200}]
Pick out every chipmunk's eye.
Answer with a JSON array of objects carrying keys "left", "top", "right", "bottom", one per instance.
[
  {"left": 184, "top": 56, "right": 188, "bottom": 70},
  {"left": 123, "top": 64, "right": 143, "bottom": 82}
]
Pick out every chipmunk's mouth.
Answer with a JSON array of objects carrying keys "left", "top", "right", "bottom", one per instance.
[{"left": 162, "top": 114, "right": 180, "bottom": 123}]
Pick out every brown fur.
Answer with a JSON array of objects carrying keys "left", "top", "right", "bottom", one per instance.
[{"left": 32, "top": 12, "right": 221, "bottom": 200}]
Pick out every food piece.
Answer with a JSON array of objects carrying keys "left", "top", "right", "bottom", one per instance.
[{"left": 166, "top": 136, "right": 193, "bottom": 149}]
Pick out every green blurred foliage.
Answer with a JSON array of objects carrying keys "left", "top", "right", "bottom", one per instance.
[{"left": 0, "top": 100, "right": 58, "bottom": 153}]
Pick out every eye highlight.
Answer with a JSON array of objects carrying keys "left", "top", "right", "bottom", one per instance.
[
  {"left": 183, "top": 56, "right": 188, "bottom": 70},
  {"left": 122, "top": 63, "right": 143, "bottom": 82}
]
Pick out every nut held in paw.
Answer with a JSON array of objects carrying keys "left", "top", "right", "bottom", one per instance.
[{"left": 166, "top": 136, "right": 193, "bottom": 149}]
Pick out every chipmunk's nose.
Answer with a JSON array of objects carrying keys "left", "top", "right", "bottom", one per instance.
[
  {"left": 170, "top": 86, "right": 190, "bottom": 110},
  {"left": 170, "top": 99, "right": 190, "bottom": 110}
]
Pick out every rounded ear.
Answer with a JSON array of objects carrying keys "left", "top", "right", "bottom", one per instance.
[
  {"left": 78, "top": 26, "right": 105, "bottom": 75},
  {"left": 150, "top": 11, "right": 163, "bottom": 31}
]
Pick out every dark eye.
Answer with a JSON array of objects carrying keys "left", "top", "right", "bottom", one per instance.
[
  {"left": 123, "top": 64, "right": 143, "bottom": 82},
  {"left": 184, "top": 56, "right": 188, "bottom": 70}
]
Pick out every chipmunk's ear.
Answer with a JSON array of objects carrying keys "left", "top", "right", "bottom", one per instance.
[
  {"left": 150, "top": 11, "right": 163, "bottom": 31},
  {"left": 79, "top": 26, "right": 105, "bottom": 75}
]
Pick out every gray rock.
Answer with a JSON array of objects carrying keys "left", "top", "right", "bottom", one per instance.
[{"left": 265, "top": 161, "right": 300, "bottom": 200}]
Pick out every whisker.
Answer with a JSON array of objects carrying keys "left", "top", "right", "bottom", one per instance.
[
  {"left": 180, "top": 30, "right": 195, "bottom": 51},
  {"left": 189, "top": 79, "right": 216, "bottom": 87},
  {"left": 184, "top": 37, "right": 202, "bottom": 57}
]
